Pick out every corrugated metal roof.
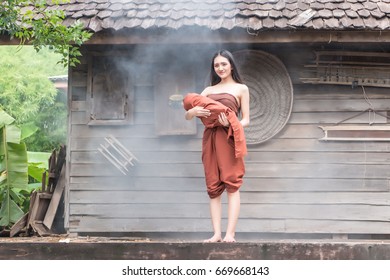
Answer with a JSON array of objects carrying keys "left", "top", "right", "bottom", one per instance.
[{"left": 48, "top": 0, "right": 390, "bottom": 32}]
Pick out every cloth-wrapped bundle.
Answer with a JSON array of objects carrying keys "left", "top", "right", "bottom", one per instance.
[{"left": 183, "top": 93, "right": 247, "bottom": 158}]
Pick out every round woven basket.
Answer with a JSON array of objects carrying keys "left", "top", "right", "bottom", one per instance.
[{"left": 233, "top": 50, "right": 293, "bottom": 145}]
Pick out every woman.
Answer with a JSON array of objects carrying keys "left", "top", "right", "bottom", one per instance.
[{"left": 184, "top": 49, "right": 250, "bottom": 242}]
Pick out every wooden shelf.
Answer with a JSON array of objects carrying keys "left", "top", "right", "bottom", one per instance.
[{"left": 301, "top": 51, "right": 390, "bottom": 88}]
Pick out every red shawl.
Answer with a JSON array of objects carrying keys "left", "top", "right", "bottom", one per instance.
[{"left": 183, "top": 93, "right": 247, "bottom": 158}]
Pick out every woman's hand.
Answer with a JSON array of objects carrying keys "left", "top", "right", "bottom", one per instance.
[
  {"left": 218, "top": 112, "right": 230, "bottom": 127},
  {"left": 185, "top": 106, "right": 211, "bottom": 120}
]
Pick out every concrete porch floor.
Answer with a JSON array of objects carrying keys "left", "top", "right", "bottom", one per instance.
[{"left": 1, "top": 236, "right": 390, "bottom": 260}]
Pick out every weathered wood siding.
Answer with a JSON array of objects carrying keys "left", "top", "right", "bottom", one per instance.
[{"left": 66, "top": 44, "right": 390, "bottom": 237}]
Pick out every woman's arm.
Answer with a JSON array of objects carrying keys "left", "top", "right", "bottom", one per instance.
[
  {"left": 185, "top": 89, "right": 211, "bottom": 120},
  {"left": 239, "top": 85, "right": 250, "bottom": 128},
  {"left": 185, "top": 106, "right": 211, "bottom": 120}
]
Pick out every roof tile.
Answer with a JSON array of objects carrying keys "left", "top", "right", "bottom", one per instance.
[
  {"left": 345, "top": 9, "right": 359, "bottom": 18},
  {"left": 350, "top": 3, "right": 364, "bottom": 11},
  {"left": 312, "top": 18, "right": 324, "bottom": 29},
  {"left": 96, "top": 10, "right": 111, "bottom": 19},
  {"left": 370, "top": 8, "right": 385, "bottom": 19},
  {"left": 324, "top": 18, "right": 340, "bottom": 28},
  {"left": 338, "top": 3, "right": 352, "bottom": 10},
  {"left": 351, "top": 17, "right": 365, "bottom": 28},
  {"left": 357, "top": 9, "right": 371, "bottom": 18},
  {"left": 283, "top": 9, "right": 298, "bottom": 19},
  {"left": 88, "top": 17, "right": 102, "bottom": 32},
  {"left": 318, "top": 9, "right": 333, "bottom": 18},
  {"left": 110, "top": 3, "right": 123, "bottom": 11},
  {"left": 269, "top": 10, "right": 283, "bottom": 18},
  {"left": 275, "top": 17, "right": 288, "bottom": 28},
  {"left": 332, "top": 9, "right": 345, "bottom": 18},
  {"left": 52, "top": 1, "right": 390, "bottom": 32},
  {"left": 378, "top": 2, "right": 390, "bottom": 13},
  {"left": 248, "top": 17, "right": 262, "bottom": 29},
  {"left": 377, "top": 17, "right": 390, "bottom": 29},
  {"left": 363, "top": 17, "right": 379, "bottom": 28},
  {"left": 262, "top": 17, "right": 275, "bottom": 28}
]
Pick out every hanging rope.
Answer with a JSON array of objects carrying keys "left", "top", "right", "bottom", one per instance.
[{"left": 336, "top": 85, "right": 389, "bottom": 125}]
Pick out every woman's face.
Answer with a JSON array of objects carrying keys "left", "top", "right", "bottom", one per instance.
[{"left": 213, "top": 55, "right": 232, "bottom": 80}]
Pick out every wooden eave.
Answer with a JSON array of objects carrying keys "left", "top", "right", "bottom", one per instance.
[
  {"left": 3, "top": 28, "right": 390, "bottom": 46},
  {"left": 85, "top": 27, "right": 390, "bottom": 45}
]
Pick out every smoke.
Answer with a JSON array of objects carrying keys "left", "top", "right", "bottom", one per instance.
[{"left": 72, "top": 0, "right": 261, "bottom": 241}]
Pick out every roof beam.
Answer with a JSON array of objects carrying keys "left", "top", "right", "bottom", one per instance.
[{"left": 85, "top": 28, "right": 390, "bottom": 45}]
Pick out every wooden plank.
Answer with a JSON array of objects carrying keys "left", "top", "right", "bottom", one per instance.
[
  {"left": 304, "top": 64, "right": 390, "bottom": 70},
  {"left": 134, "top": 85, "right": 154, "bottom": 99},
  {"left": 71, "top": 101, "right": 86, "bottom": 112},
  {"left": 71, "top": 111, "right": 154, "bottom": 125},
  {"left": 289, "top": 111, "right": 387, "bottom": 124},
  {"left": 69, "top": 137, "right": 202, "bottom": 152},
  {"left": 293, "top": 99, "right": 390, "bottom": 113},
  {"left": 69, "top": 162, "right": 390, "bottom": 178},
  {"left": 10, "top": 213, "right": 28, "bottom": 237},
  {"left": 69, "top": 137, "right": 390, "bottom": 152},
  {"left": 69, "top": 177, "right": 389, "bottom": 192},
  {"left": 242, "top": 178, "right": 389, "bottom": 192},
  {"left": 43, "top": 165, "right": 66, "bottom": 229},
  {"left": 70, "top": 124, "right": 157, "bottom": 138},
  {"left": 86, "top": 29, "right": 390, "bottom": 45},
  {"left": 293, "top": 84, "right": 390, "bottom": 99},
  {"left": 70, "top": 71, "right": 87, "bottom": 87},
  {"left": 134, "top": 99, "right": 154, "bottom": 113},
  {"left": 69, "top": 190, "right": 390, "bottom": 205},
  {"left": 314, "top": 51, "right": 390, "bottom": 58},
  {"left": 71, "top": 150, "right": 201, "bottom": 164},
  {"left": 31, "top": 221, "right": 52, "bottom": 237},
  {"left": 28, "top": 192, "right": 52, "bottom": 227},
  {"left": 242, "top": 192, "right": 390, "bottom": 205},
  {"left": 68, "top": 217, "right": 390, "bottom": 234},
  {"left": 319, "top": 125, "right": 390, "bottom": 141},
  {"left": 70, "top": 190, "right": 208, "bottom": 204},
  {"left": 27, "top": 191, "right": 37, "bottom": 227},
  {"left": 284, "top": 220, "right": 390, "bottom": 234},
  {"left": 245, "top": 151, "right": 390, "bottom": 164},
  {"left": 70, "top": 203, "right": 390, "bottom": 222},
  {"left": 71, "top": 123, "right": 204, "bottom": 138},
  {"left": 251, "top": 138, "right": 390, "bottom": 152},
  {"left": 68, "top": 217, "right": 286, "bottom": 233},
  {"left": 245, "top": 163, "right": 390, "bottom": 179},
  {"left": 301, "top": 80, "right": 390, "bottom": 88},
  {"left": 71, "top": 149, "right": 390, "bottom": 165},
  {"left": 262, "top": 124, "right": 323, "bottom": 139}
]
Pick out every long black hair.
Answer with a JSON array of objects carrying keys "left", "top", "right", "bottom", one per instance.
[{"left": 209, "top": 49, "right": 244, "bottom": 86}]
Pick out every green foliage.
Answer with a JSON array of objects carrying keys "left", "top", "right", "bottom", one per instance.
[
  {"left": 0, "top": 0, "right": 92, "bottom": 67},
  {"left": 0, "top": 46, "right": 67, "bottom": 152},
  {"left": 0, "top": 109, "right": 28, "bottom": 226},
  {"left": 0, "top": 109, "right": 50, "bottom": 228}
]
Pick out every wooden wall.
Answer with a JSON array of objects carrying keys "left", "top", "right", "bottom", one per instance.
[{"left": 66, "top": 44, "right": 390, "bottom": 238}]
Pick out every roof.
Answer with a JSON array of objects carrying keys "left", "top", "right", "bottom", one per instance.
[{"left": 54, "top": 0, "right": 390, "bottom": 33}]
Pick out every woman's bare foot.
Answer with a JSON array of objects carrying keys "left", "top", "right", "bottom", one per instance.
[
  {"left": 203, "top": 234, "right": 222, "bottom": 243},
  {"left": 223, "top": 234, "right": 236, "bottom": 243}
]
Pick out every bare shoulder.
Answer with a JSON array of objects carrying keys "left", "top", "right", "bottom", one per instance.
[
  {"left": 239, "top": 83, "right": 249, "bottom": 92},
  {"left": 201, "top": 86, "right": 213, "bottom": 96},
  {"left": 238, "top": 83, "right": 249, "bottom": 97}
]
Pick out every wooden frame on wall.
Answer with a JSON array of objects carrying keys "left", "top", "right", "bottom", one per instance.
[
  {"left": 86, "top": 52, "right": 135, "bottom": 126},
  {"left": 319, "top": 125, "right": 390, "bottom": 141},
  {"left": 154, "top": 69, "right": 197, "bottom": 136}
]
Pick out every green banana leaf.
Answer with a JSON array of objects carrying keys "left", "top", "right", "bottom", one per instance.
[
  {"left": 0, "top": 191, "right": 24, "bottom": 226},
  {"left": 28, "top": 151, "right": 51, "bottom": 183},
  {"left": 0, "top": 109, "right": 29, "bottom": 227}
]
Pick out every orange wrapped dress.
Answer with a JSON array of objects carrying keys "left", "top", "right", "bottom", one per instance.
[{"left": 183, "top": 93, "right": 246, "bottom": 198}]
